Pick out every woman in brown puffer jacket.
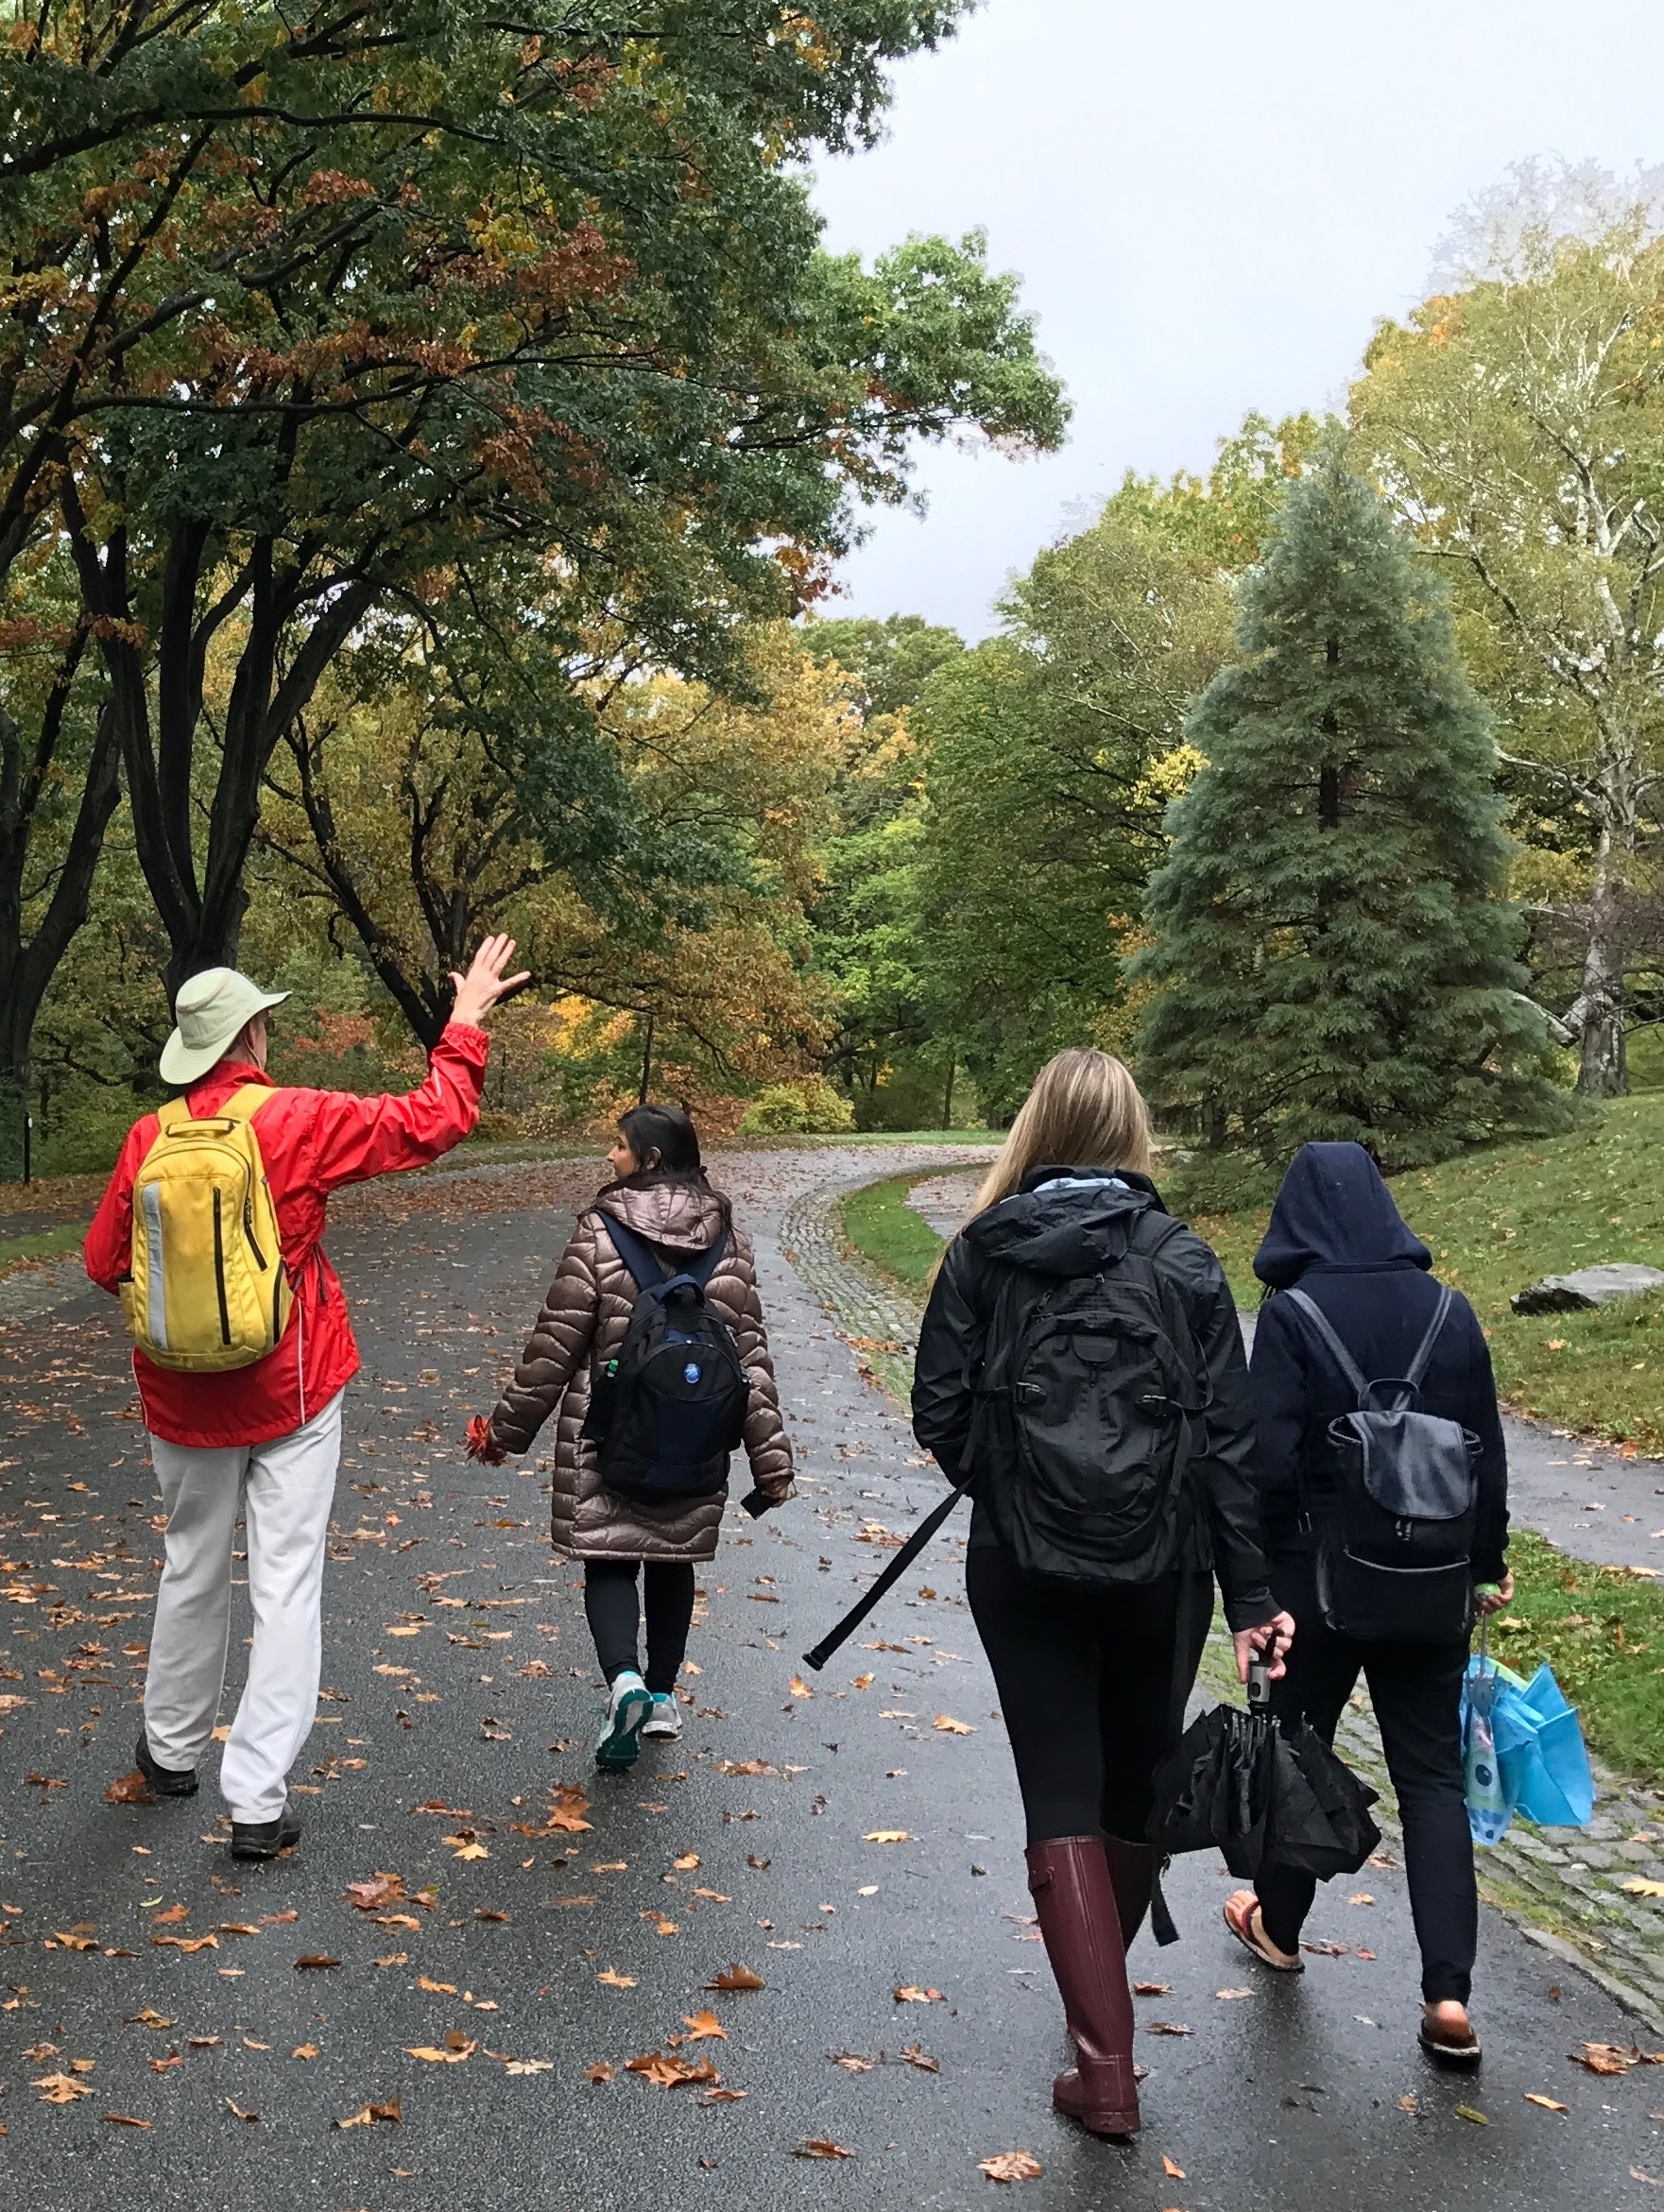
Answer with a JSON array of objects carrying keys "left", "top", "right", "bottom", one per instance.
[{"left": 479, "top": 1105, "right": 793, "bottom": 1769}]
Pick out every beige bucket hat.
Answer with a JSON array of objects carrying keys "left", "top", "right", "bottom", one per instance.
[{"left": 159, "top": 968, "right": 290, "bottom": 1087}]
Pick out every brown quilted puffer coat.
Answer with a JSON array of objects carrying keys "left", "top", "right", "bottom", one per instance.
[{"left": 486, "top": 1180, "right": 793, "bottom": 1561}]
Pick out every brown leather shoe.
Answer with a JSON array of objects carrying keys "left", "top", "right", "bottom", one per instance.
[{"left": 1026, "top": 1835, "right": 1141, "bottom": 2137}]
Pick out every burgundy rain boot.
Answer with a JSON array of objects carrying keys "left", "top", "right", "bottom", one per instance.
[
  {"left": 1102, "top": 1835, "right": 1155, "bottom": 1946},
  {"left": 1026, "top": 1835, "right": 1141, "bottom": 2138}
]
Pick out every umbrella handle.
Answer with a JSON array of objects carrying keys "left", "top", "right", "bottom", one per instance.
[{"left": 1246, "top": 1647, "right": 1273, "bottom": 1713}]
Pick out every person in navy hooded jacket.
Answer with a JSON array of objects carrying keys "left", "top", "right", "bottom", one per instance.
[{"left": 1223, "top": 1141, "right": 1511, "bottom": 2066}]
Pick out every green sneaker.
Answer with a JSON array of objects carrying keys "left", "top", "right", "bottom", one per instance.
[{"left": 594, "top": 1671, "right": 651, "bottom": 1770}]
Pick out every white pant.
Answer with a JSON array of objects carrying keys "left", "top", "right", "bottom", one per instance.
[{"left": 145, "top": 1391, "right": 343, "bottom": 1823}]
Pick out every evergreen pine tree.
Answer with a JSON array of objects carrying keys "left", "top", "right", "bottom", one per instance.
[{"left": 1133, "top": 437, "right": 1565, "bottom": 1163}]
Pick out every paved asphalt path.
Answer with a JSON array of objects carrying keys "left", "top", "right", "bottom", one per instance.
[{"left": 2, "top": 1145, "right": 1663, "bottom": 2211}]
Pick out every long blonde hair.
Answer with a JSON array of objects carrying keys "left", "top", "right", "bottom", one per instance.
[{"left": 972, "top": 1049, "right": 1156, "bottom": 1215}]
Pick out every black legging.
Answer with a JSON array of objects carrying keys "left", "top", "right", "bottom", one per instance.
[
  {"left": 583, "top": 1560, "right": 696, "bottom": 1693},
  {"left": 966, "top": 1543, "right": 1212, "bottom": 1843},
  {"left": 1254, "top": 1552, "right": 1475, "bottom": 2005}
]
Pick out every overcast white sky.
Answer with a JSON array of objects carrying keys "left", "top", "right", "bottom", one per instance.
[{"left": 810, "top": 0, "right": 1664, "bottom": 638}]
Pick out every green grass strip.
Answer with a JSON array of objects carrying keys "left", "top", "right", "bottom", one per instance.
[
  {"left": 0, "top": 1222, "right": 83, "bottom": 1276},
  {"left": 839, "top": 1172, "right": 948, "bottom": 1292},
  {"left": 1485, "top": 1529, "right": 1664, "bottom": 1790}
]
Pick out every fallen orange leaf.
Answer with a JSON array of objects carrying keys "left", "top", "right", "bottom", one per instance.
[
  {"left": 405, "top": 2032, "right": 476, "bottom": 2065},
  {"left": 706, "top": 1963, "right": 764, "bottom": 1992},
  {"left": 795, "top": 2138, "right": 853, "bottom": 2160},
  {"left": 333, "top": 2100, "right": 402, "bottom": 2129},
  {"left": 681, "top": 2012, "right": 727, "bottom": 2043},
  {"left": 625, "top": 2050, "right": 722, "bottom": 2088},
  {"left": 979, "top": 2151, "right": 1043, "bottom": 2183},
  {"left": 343, "top": 1874, "right": 405, "bottom": 1912}
]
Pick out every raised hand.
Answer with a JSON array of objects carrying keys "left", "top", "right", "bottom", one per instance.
[{"left": 450, "top": 935, "right": 531, "bottom": 1029}]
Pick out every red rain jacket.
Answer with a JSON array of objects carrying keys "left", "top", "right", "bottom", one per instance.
[{"left": 84, "top": 1024, "right": 489, "bottom": 1448}]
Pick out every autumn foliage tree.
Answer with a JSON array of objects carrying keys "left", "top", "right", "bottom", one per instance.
[
  {"left": 258, "top": 623, "right": 852, "bottom": 1114},
  {"left": 1354, "top": 214, "right": 1664, "bottom": 1093},
  {"left": 0, "top": 0, "right": 1064, "bottom": 1168}
]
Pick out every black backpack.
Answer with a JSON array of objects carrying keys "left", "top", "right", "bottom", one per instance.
[
  {"left": 581, "top": 1215, "right": 750, "bottom": 1505},
  {"left": 964, "top": 1207, "right": 1213, "bottom": 1586},
  {"left": 1282, "top": 1286, "right": 1480, "bottom": 1643}
]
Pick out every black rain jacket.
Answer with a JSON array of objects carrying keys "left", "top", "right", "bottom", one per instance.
[
  {"left": 1249, "top": 1141, "right": 1508, "bottom": 1583},
  {"left": 912, "top": 1164, "right": 1275, "bottom": 1630}
]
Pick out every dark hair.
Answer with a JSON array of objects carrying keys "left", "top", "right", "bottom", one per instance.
[{"left": 609, "top": 1104, "right": 731, "bottom": 1225}]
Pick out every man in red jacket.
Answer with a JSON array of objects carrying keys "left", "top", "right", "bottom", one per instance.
[{"left": 85, "top": 935, "right": 527, "bottom": 1859}]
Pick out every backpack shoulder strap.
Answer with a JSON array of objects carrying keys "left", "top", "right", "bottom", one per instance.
[
  {"left": 1404, "top": 1283, "right": 1455, "bottom": 1391},
  {"left": 156, "top": 1098, "right": 192, "bottom": 1134},
  {"left": 1125, "top": 1206, "right": 1189, "bottom": 1261},
  {"left": 598, "top": 1213, "right": 671, "bottom": 1294},
  {"left": 1281, "top": 1287, "right": 1372, "bottom": 1404},
  {"left": 217, "top": 1083, "right": 277, "bottom": 1126},
  {"left": 678, "top": 1227, "right": 729, "bottom": 1292}
]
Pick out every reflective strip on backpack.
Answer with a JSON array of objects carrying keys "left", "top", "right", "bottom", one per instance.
[{"left": 141, "top": 1181, "right": 169, "bottom": 1351}]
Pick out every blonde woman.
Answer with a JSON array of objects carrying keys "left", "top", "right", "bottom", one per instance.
[{"left": 912, "top": 1049, "right": 1292, "bottom": 2140}]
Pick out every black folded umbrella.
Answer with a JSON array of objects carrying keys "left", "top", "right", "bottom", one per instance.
[{"left": 1145, "top": 1656, "right": 1381, "bottom": 1944}]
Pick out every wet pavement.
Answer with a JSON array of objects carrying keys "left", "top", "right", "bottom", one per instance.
[{"left": 1, "top": 1146, "right": 1662, "bottom": 2209}]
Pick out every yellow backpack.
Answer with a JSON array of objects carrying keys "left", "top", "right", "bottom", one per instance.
[{"left": 122, "top": 1085, "right": 292, "bottom": 1372}]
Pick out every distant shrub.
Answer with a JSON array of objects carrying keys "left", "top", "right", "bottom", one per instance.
[{"left": 737, "top": 1077, "right": 856, "bottom": 1136}]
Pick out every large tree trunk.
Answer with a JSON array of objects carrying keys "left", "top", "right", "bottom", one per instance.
[
  {"left": 0, "top": 692, "right": 123, "bottom": 1175},
  {"left": 64, "top": 491, "right": 384, "bottom": 1006},
  {"left": 1572, "top": 747, "right": 1636, "bottom": 1097},
  {"left": 1571, "top": 852, "right": 1628, "bottom": 1095}
]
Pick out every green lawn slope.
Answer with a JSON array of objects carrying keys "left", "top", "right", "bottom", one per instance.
[{"left": 1190, "top": 1094, "right": 1664, "bottom": 1456}]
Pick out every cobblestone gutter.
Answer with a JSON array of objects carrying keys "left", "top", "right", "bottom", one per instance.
[{"left": 783, "top": 1161, "right": 1664, "bottom": 2038}]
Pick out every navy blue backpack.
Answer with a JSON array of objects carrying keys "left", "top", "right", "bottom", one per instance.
[{"left": 581, "top": 1215, "right": 750, "bottom": 1503}]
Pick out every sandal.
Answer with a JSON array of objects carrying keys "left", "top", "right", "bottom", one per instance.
[
  {"left": 1418, "top": 2006, "right": 1482, "bottom": 2066},
  {"left": 1222, "top": 1891, "right": 1304, "bottom": 1973}
]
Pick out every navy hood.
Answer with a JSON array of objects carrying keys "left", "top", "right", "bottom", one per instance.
[
  {"left": 963, "top": 1165, "right": 1166, "bottom": 1278},
  {"left": 1253, "top": 1141, "right": 1431, "bottom": 1287}
]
